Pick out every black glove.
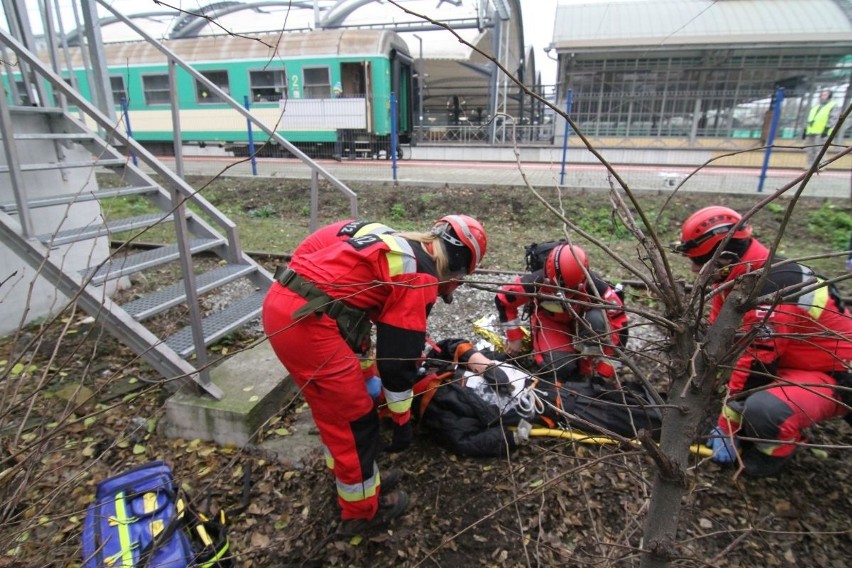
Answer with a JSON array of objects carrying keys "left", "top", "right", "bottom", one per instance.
[
  {"left": 483, "top": 364, "right": 511, "bottom": 394},
  {"left": 385, "top": 421, "right": 413, "bottom": 453},
  {"left": 429, "top": 338, "right": 475, "bottom": 363}
]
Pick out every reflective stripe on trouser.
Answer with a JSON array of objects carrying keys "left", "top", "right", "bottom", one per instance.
[
  {"left": 383, "top": 387, "right": 413, "bottom": 417},
  {"left": 262, "top": 283, "right": 382, "bottom": 519},
  {"left": 313, "top": 409, "right": 382, "bottom": 517},
  {"left": 323, "top": 446, "right": 334, "bottom": 471},
  {"left": 739, "top": 369, "right": 845, "bottom": 458}
]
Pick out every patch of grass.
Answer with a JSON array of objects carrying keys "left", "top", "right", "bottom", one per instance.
[
  {"left": 806, "top": 201, "right": 852, "bottom": 249},
  {"left": 577, "top": 206, "right": 631, "bottom": 240},
  {"left": 389, "top": 203, "right": 406, "bottom": 221},
  {"left": 766, "top": 202, "right": 785, "bottom": 215},
  {"left": 100, "top": 195, "right": 157, "bottom": 218},
  {"left": 96, "top": 174, "right": 852, "bottom": 294},
  {"left": 248, "top": 205, "right": 277, "bottom": 219}
]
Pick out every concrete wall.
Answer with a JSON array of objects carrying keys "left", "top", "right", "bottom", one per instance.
[{"left": 1, "top": 113, "right": 116, "bottom": 336}]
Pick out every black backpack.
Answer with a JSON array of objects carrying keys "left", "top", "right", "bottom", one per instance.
[{"left": 523, "top": 240, "right": 566, "bottom": 273}]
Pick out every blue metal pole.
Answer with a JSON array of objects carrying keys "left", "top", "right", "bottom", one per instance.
[
  {"left": 559, "top": 90, "right": 573, "bottom": 186},
  {"left": 121, "top": 98, "right": 137, "bottom": 166},
  {"left": 391, "top": 92, "right": 399, "bottom": 181},
  {"left": 244, "top": 95, "right": 257, "bottom": 176},
  {"left": 758, "top": 87, "right": 784, "bottom": 193}
]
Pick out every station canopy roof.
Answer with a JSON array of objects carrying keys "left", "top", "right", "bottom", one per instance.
[{"left": 551, "top": 0, "right": 852, "bottom": 54}]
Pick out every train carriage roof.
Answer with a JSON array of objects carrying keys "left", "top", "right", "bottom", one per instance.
[{"left": 70, "top": 28, "right": 410, "bottom": 67}]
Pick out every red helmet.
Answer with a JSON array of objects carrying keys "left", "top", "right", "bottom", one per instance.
[
  {"left": 432, "top": 214, "right": 487, "bottom": 274},
  {"left": 545, "top": 244, "right": 589, "bottom": 289},
  {"left": 676, "top": 206, "right": 752, "bottom": 259}
]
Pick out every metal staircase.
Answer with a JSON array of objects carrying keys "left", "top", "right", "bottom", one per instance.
[
  {"left": 0, "top": 36, "right": 274, "bottom": 399},
  {"left": 1, "top": 0, "right": 365, "bottom": 399}
]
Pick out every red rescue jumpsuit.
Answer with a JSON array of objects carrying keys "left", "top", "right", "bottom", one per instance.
[
  {"left": 292, "top": 219, "right": 394, "bottom": 257},
  {"left": 291, "top": 219, "right": 395, "bottom": 381},
  {"left": 711, "top": 240, "right": 852, "bottom": 457},
  {"left": 263, "top": 227, "right": 438, "bottom": 520},
  {"left": 495, "top": 270, "right": 628, "bottom": 382}
]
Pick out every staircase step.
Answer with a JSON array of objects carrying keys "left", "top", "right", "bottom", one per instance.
[
  {"left": 0, "top": 158, "right": 127, "bottom": 173},
  {"left": 165, "top": 290, "right": 267, "bottom": 358},
  {"left": 0, "top": 185, "right": 160, "bottom": 213},
  {"left": 123, "top": 263, "right": 259, "bottom": 321},
  {"left": 1, "top": 51, "right": 279, "bottom": 394},
  {"left": 80, "top": 237, "right": 225, "bottom": 285},
  {"left": 38, "top": 213, "right": 174, "bottom": 246},
  {"left": 8, "top": 105, "right": 64, "bottom": 115},
  {"left": 12, "top": 132, "right": 97, "bottom": 141}
]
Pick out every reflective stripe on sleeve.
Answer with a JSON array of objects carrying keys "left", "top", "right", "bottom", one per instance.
[
  {"left": 379, "top": 235, "right": 417, "bottom": 277},
  {"left": 356, "top": 222, "right": 394, "bottom": 236},
  {"left": 720, "top": 404, "right": 742, "bottom": 430},
  {"left": 540, "top": 300, "right": 565, "bottom": 313},
  {"left": 803, "top": 284, "right": 829, "bottom": 320}
]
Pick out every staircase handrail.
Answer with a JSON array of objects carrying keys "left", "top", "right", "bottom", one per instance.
[{"left": 0, "top": 27, "right": 245, "bottom": 261}]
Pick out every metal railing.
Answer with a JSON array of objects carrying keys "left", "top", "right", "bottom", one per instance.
[{"left": 416, "top": 123, "right": 555, "bottom": 144}]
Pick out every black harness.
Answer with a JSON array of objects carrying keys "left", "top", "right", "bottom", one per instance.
[{"left": 274, "top": 266, "right": 372, "bottom": 353}]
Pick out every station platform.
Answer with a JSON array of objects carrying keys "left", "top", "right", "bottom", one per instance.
[
  {"left": 405, "top": 139, "right": 850, "bottom": 172},
  {"left": 170, "top": 143, "right": 851, "bottom": 200}
]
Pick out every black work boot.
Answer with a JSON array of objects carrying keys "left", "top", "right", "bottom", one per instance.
[
  {"left": 380, "top": 467, "right": 403, "bottom": 493},
  {"left": 742, "top": 448, "right": 791, "bottom": 478},
  {"left": 335, "top": 490, "right": 410, "bottom": 537}
]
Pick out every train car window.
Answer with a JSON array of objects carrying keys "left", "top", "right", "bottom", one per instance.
[
  {"left": 303, "top": 67, "right": 330, "bottom": 99},
  {"left": 249, "top": 69, "right": 287, "bottom": 103},
  {"left": 195, "top": 70, "right": 230, "bottom": 104},
  {"left": 341, "top": 63, "right": 365, "bottom": 97},
  {"left": 142, "top": 74, "right": 171, "bottom": 106},
  {"left": 110, "top": 76, "right": 127, "bottom": 106}
]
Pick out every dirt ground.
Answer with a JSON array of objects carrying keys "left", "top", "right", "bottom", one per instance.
[
  {"left": 1, "top": 318, "right": 850, "bottom": 567},
  {"left": 1, "top": 180, "right": 851, "bottom": 567}
]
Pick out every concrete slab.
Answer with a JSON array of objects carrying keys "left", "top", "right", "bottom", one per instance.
[
  {"left": 259, "top": 403, "right": 323, "bottom": 470},
  {"left": 164, "top": 341, "right": 322, "bottom": 468}
]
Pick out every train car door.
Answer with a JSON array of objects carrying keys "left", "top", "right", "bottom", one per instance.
[
  {"left": 363, "top": 62, "right": 373, "bottom": 133},
  {"left": 341, "top": 62, "right": 371, "bottom": 132}
]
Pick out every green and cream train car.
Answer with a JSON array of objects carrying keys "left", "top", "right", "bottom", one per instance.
[{"left": 67, "top": 29, "right": 415, "bottom": 158}]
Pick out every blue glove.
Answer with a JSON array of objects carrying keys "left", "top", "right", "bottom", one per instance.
[
  {"left": 365, "top": 376, "right": 382, "bottom": 400},
  {"left": 706, "top": 426, "right": 740, "bottom": 464}
]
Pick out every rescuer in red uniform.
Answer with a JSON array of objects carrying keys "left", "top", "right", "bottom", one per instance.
[
  {"left": 495, "top": 243, "right": 629, "bottom": 384},
  {"left": 675, "top": 206, "right": 852, "bottom": 476},
  {"left": 262, "top": 215, "right": 487, "bottom": 535}
]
